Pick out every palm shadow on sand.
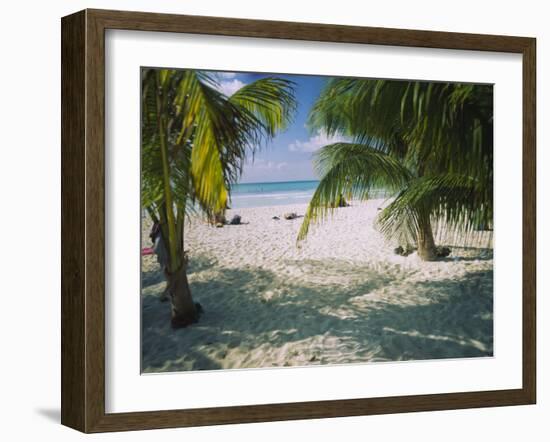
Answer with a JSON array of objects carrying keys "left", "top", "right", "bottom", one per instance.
[
  {"left": 437, "top": 246, "right": 493, "bottom": 263},
  {"left": 141, "top": 259, "right": 493, "bottom": 372},
  {"left": 141, "top": 254, "right": 218, "bottom": 289}
]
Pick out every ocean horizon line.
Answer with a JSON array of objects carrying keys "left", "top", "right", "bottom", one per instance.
[{"left": 234, "top": 179, "right": 319, "bottom": 186}]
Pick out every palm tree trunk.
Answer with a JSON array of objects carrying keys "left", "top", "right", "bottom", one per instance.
[
  {"left": 416, "top": 214, "right": 437, "bottom": 261},
  {"left": 155, "top": 71, "right": 199, "bottom": 328},
  {"left": 155, "top": 74, "right": 179, "bottom": 271},
  {"left": 166, "top": 262, "right": 199, "bottom": 328}
]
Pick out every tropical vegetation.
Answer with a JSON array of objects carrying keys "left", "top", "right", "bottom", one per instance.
[
  {"left": 298, "top": 79, "right": 493, "bottom": 260},
  {"left": 141, "top": 69, "right": 296, "bottom": 327}
]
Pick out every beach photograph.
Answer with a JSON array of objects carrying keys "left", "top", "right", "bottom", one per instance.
[{"left": 141, "top": 68, "right": 494, "bottom": 373}]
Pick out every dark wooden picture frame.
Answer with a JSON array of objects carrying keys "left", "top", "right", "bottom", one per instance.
[{"left": 61, "top": 9, "right": 536, "bottom": 433}]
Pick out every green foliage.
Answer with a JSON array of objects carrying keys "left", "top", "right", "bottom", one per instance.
[
  {"left": 142, "top": 69, "right": 296, "bottom": 270},
  {"left": 297, "top": 143, "right": 411, "bottom": 241},
  {"left": 377, "top": 174, "right": 492, "bottom": 247},
  {"left": 300, "top": 78, "right": 493, "bottom": 250}
]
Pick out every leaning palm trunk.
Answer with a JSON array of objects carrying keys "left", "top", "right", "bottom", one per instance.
[
  {"left": 166, "top": 254, "right": 199, "bottom": 328},
  {"left": 142, "top": 68, "right": 297, "bottom": 328},
  {"left": 416, "top": 214, "right": 437, "bottom": 261},
  {"left": 301, "top": 79, "right": 493, "bottom": 261},
  {"left": 155, "top": 69, "right": 199, "bottom": 328},
  {"left": 156, "top": 222, "right": 199, "bottom": 327}
]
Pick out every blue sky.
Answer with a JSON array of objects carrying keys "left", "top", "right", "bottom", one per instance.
[{"left": 210, "top": 70, "right": 347, "bottom": 184}]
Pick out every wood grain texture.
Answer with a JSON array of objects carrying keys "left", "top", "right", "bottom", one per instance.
[
  {"left": 89, "top": 389, "right": 532, "bottom": 432},
  {"left": 89, "top": 8, "right": 532, "bottom": 53},
  {"left": 61, "top": 10, "right": 86, "bottom": 431},
  {"left": 522, "top": 39, "right": 537, "bottom": 403},
  {"left": 84, "top": 10, "right": 107, "bottom": 432},
  {"left": 60, "top": 8, "right": 537, "bottom": 433}
]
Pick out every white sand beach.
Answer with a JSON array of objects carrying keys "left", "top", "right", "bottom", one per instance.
[{"left": 141, "top": 199, "right": 493, "bottom": 373}]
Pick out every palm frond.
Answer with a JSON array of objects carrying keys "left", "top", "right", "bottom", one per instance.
[
  {"left": 297, "top": 143, "right": 412, "bottom": 241},
  {"left": 304, "top": 77, "right": 493, "bottom": 252},
  {"left": 377, "top": 173, "right": 492, "bottom": 246},
  {"left": 189, "top": 74, "right": 297, "bottom": 213},
  {"left": 142, "top": 68, "right": 298, "bottom": 242},
  {"left": 229, "top": 77, "right": 296, "bottom": 137}
]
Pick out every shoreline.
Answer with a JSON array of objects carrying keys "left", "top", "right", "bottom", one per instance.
[
  {"left": 228, "top": 186, "right": 390, "bottom": 210},
  {"left": 141, "top": 200, "right": 493, "bottom": 373}
]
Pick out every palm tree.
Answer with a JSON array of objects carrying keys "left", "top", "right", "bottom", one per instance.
[
  {"left": 142, "top": 69, "right": 296, "bottom": 327},
  {"left": 298, "top": 78, "right": 493, "bottom": 260}
]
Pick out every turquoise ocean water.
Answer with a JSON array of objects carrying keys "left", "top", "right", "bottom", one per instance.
[
  {"left": 230, "top": 180, "right": 390, "bottom": 209},
  {"left": 230, "top": 180, "right": 319, "bottom": 209}
]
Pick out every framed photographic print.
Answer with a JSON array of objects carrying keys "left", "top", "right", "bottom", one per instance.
[{"left": 61, "top": 9, "right": 536, "bottom": 433}]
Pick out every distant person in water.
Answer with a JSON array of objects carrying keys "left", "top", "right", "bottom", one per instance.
[{"left": 149, "top": 222, "right": 169, "bottom": 302}]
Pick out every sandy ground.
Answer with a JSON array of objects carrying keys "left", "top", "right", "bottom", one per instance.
[{"left": 141, "top": 199, "right": 493, "bottom": 373}]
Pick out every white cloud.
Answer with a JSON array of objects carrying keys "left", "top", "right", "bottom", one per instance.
[
  {"left": 214, "top": 71, "right": 245, "bottom": 95},
  {"left": 217, "top": 72, "right": 237, "bottom": 79},
  {"left": 288, "top": 130, "right": 347, "bottom": 153},
  {"left": 217, "top": 78, "right": 246, "bottom": 96},
  {"left": 240, "top": 158, "right": 315, "bottom": 183},
  {"left": 250, "top": 159, "right": 288, "bottom": 170}
]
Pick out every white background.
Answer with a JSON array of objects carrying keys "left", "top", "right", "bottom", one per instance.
[
  {"left": 0, "top": 0, "right": 547, "bottom": 440},
  {"left": 106, "top": 30, "right": 522, "bottom": 413}
]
